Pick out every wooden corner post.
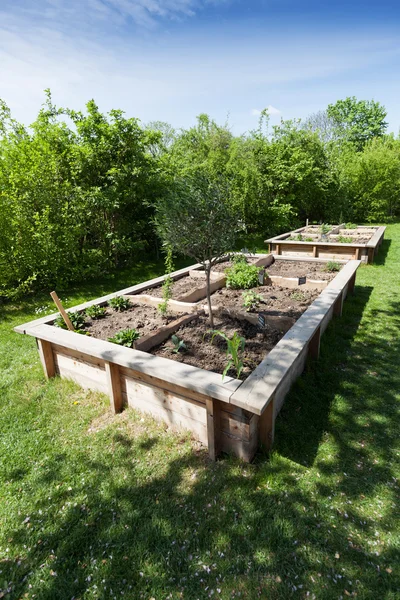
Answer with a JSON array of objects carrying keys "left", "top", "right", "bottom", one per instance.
[
  {"left": 37, "top": 339, "right": 56, "bottom": 379},
  {"left": 206, "top": 398, "right": 221, "bottom": 461},
  {"left": 105, "top": 361, "right": 123, "bottom": 413},
  {"left": 258, "top": 397, "right": 275, "bottom": 451}
]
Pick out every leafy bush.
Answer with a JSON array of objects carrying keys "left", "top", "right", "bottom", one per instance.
[
  {"left": 108, "top": 329, "right": 140, "bottom": 348},
  {"left": 226, "top": 263, "right": 260, "bottom": 289},
  {"left": 210, "top": 330, "right": 245, "bottom": 379},
  {"left": 54, "top": 311, "right": 86, "bottom": 330},
  {"left": 242, "top": 291, "right": 263, "bottom": 312},
  {"left": 108, "top": 296, "right": 132, "bottom": 312},
  {"left": 232, "top": 253, "right": 248, "bottom": 265},
  {"left": 85, "top": 305, "right": 106, "bottom": 319},
  {"left": 324, "top": 261, "right": 341, "bottom": 272}
]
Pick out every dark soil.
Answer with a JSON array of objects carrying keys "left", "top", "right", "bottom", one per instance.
[
  {"left": 144, "top": 276, "right": 203, "bottom": 299},
  {"left": 151, "top": 313, "right": 284, "bottom": 380},
  {"left": 266, "top": 260, "right": 340, "bottom": 281},
  {"left": 84, "top": 304, "right": 174, "bottom": 341},
  {"left": 210, "top": 285, "right": 320, "bottom": 319},
  {"left": 150, "top": 284, "right": 319, "bottom": 379}
]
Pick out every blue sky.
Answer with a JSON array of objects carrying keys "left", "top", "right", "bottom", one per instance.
[{"left": 1, "top": 0, "right": 400, "bottom": 134}]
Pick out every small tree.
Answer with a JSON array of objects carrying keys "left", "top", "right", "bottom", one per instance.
[{"left": 155, "top": 174, "right": 238, "bottom": 327}]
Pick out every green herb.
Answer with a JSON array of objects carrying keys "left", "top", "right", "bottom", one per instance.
[
  {"left": 344, "top": 222, "right": 358, "bottom": 230},
  {"left": 232, "top": 253, "right": 248, "bottom": 265},
  {"left": 54, "top": 311, "right": 86, "bottom": 330},
  {"left": 85, "top": 305, "right": 106, "bottom": 319},
  {"left": 324, "top": 261, "right": 341, "bottom": 272},
  {"left": 108, "top": 329, "right": 140, "bottom": 348},
  {"left": 225, "top": 263, "right": 259, "bottom": 289},
  {"left": 290, "top": 291, "right": 306, "bottom": 302},
  {"left": 242, "top": 290, "right": 263, "bottom": 312},
  {"left": 320, "top": 223, "right": 331, "bottom": 235},
  {"left": 170, "top": 334, "right": 186, "bottom": 353},
  {"left": 337, "top": 236, "right": 353, "bottom": 244},
  {"left": 305, "top": 237, "right": 314, "bottom": 241},
  {"left": 210, "top": 330, "right": 246, "bottom": 379},
  {"left": 108, "top": 296, "right": 132, "bottom": 311}
]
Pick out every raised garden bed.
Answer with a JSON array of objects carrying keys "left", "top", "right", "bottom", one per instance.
[
  {"left": 14, "top": 256, "right": 360, "bottom": 462},
  {"left": 266, "top": 224, "right": 386, "bottom": 263}
]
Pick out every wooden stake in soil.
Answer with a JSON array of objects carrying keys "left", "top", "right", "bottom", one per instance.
[{"left": 50, "top": 291, "right": 74, "bottom": 331}]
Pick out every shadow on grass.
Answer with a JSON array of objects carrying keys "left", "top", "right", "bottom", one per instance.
[{"left": 373, "top": 238, "right": 391, "bottom": 266}]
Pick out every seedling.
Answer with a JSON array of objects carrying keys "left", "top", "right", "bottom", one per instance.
[
  {"left": 108, "top": 329, "right": 140, "bottom": 348},
  {"left": 344, "top": 222, "right": 358, "bottom": 230},
  {"left": 290, "top": 291, "right": 306, "bottom": 302},
  {"left": 324, "top": 261, "right": 341, "bottom": 273},
  {"left": 210, "top": 330, "right": 246, "bottom": 380},
  {"left": 337, "top": 236, "right": 353, "bottom": 244},
  {"left": 170, "top": 334, "right": 186, "bottom": 353},
  {"left": 85, "top": 305, "right": 106, "bottom": 319},
  {"left": 320, "top": 223, "right": 331, "bottom": 235},
  {"left": 108, "top": 296, "right": 132, "bottom": 312},
  {"left": 242, "top": 290, "right": 263, "bottom": 312},
  {"left": 54, "top": 311, "right": 86, "bottom": 331},
  {"left": 304, "top": 237, "right": 313, "bottom": 241}
]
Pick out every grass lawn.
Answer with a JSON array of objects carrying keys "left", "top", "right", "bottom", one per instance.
[{"left": 0, "top": 228, "right": 399, "bottom": 600}]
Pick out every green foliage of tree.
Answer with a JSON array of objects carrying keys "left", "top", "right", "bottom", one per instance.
[
  {"left": 155, "top": 173, "right": 238, "bottom": 327},
  {"left": 327, "top": 97, "right": 388, "bottom": 150}
]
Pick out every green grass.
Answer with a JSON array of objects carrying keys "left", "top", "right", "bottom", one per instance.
[{"left": 1, "top": 229, "right": 399, "bottom": 599}]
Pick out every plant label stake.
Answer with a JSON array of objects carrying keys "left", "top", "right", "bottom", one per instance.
[
  {"left": 258, "top": 269, "right": 265, "bottom": 285},
  {"left": 258, "top": 314, "right": 266, "bottom": 330},
  {"left": 50, "top": 291, "right": 74, "bottom": 331},
  {"left": 298, "top": 276, "right": 307, "bottom": 285}
]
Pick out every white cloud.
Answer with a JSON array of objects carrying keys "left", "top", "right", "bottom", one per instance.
[{"left": 251, "top": 108, "right": 261, "bottom": 116}]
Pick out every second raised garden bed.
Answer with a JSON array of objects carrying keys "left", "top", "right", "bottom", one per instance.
[{"left": 14, "top": 255, "right": 360, "bottom": 462}]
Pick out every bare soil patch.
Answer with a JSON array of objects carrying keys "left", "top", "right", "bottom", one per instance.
[
  {"left": 144, "top": 276, "right": 203, "bottom": 299},
  {"left": 266, "top": 260, "right": 340, "bottom": 281}
]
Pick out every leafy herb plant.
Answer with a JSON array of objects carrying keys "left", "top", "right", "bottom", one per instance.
[
  {"left": 108, "top": 296, "right": 132, "bottom": 312},
  {"left": 324, "top": 261, "right": 341, "bottom": 272},
  {"left": 290, "top": 291, "right": 306, "bottom": 302},
  {"left": 320, "top": 223, "right": 331, "bottom": 235},
  {"left": 210, "top": 330, "right": 246, "bottom": 379},
  {"left": 54, "top": 311, "right": 86, "bottom": 331},
  {"left": 344, "top": 222, "right": 358, "bottom": 230},
  {"left": 85, "top": 305, "right": 106, "bottom": 319},
  {"left": 108, "top": 329, "right": 140, "bottom": 348},
  {"left": 337, "top": 236, "right": 353, "bottom": 244},
  {"left": 232, "top": 253, "right": 248, "bottom": 265},
  {"left": 226, "top": 263, "right": 259, "bottom": 289},
  {"left": 242, "top": 291, "right": 263, "bottom": 312},
  {"left": 170, "top": 334, "right": 186, "bottom": 353}
]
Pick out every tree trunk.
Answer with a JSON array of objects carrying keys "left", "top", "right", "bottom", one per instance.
[{"left": 205, "top": 264, "right": 214, "bottom": 329}]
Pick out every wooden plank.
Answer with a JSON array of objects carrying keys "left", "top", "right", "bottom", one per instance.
[
  {"left": 333, "top": 292, "right": 343, "bottom": 317},
  {"left": 313, "top": 245, "right": 318, "bottom": 258},
  {"left": 206, "top": 398, "right": 221, "bottom": 460},
  {"left": 308, "top": 326, "right": 321, "bottom": 360},
  {"left": 24, "top": 324, "right": 242, "bottom": 403},
  {"left": 105, "top": 361, "right": 123, "bottom": 413},
  {"left": 50, "top": 291, "right": 74, "bottom": 331},
  {"left": 54, "top": 353, "right": 109, "bottom": 394},
  {"left": 177, "top": 276, "right": 226, "bottom": 303},
  {"left": 258, "top": 396, "right": 275, "bottom": 450},
  {"left": 37, "top": 339, "right": 56, "bottom": 379},
  {"left": 135, "top": 312, "right": 200, "bottom": 352}
]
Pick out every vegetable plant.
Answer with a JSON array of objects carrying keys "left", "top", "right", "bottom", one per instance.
[
  {"left": 324, "top": 261, "right": 341, "bottom": 272},
  {"left": 210, "top": 330, "right": 245, "bottom": 380},
  {"left": 108, "top": 329, "right": 140, "bottom": 348},
  {"left": 242, "top": 290, "right": 263, "bottom": 312},
  {"left": 320, "top": 223, "right": 331, "bottom": 235},
  {"left": 85, "top": 305, "right": 106, "bottom": 319},
  {"left": 290, "top": 291, "right": 306, "bottom": 302},
  {"left": 226, "top": 263, "right": 260, "bottom": 289},
  {"left": 54, "top": 311, "right": 86, "bottom": 331},
  {"left": 337, "top": 236, "right": 353, "bottom": 243},
  {"left": 170, "top": 334, "right": 186, "bottom": 353},
  {"left": 344, "top": 222, "right": 358, "bottom": 229},
  {"left": 232, "top": 253, "right": 248, "bottom": 265},
  {"left": 108, "top": 296, "right": 132, "bottom": 312}
]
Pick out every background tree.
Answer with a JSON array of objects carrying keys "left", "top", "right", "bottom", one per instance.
[
  {"left": 327, "top": 97, "right": 388, "bottom": 150},
  {"left": 155, "top": 174, "right": 238, "bottom": 327}
]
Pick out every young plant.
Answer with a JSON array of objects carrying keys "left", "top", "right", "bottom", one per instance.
[
  {"left": 232, "top": 253, "right": 248, "bottom": 265},
  {"left": 85, "top": 305, "right": 106, "bottom": 319},
  {"left": 210, "top": 330, "right": 245, "bottom": 380},
  {"left": 290, "top": 290, "right": 306, "bottom": 302},
  {"left": 54, "top": 311, "right": 86, "bottom": 331},
  {"left": 295, "top": 233, "right": 303, "bottom": 241},
  {"left": 345, "top": 222, "right": 358, "bottom": 230},
  {"left": 337, "top": 235, "right": 353, "bottom": 244},
  {"left": 320, "top": 223, "right": 331, "bottom": 235},
  {"left": 108, "top": 329, "right": 140, "bottom": 348},
  {"left": 304, "top": 237, "right": 313, "bottom": 241},
  {"left": 324, "top": 261, "right": 341, "bottom": 272},
  {"left": 170, "top": 334, "right": 186, "bottom": 353},
  {"left": 225, "top": 263, "right": 260, "bottom": 289},
  {"left": 242, "top": 290, "right": 263, "bottom": 312},
  {"left": 108, "top": 296, "right": 132, "bottom": 312},
  {"left": 158, "top": 246, "right": 174, "bottom": 318}
]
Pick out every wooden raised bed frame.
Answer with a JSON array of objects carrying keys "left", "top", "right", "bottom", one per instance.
[
  {"left": 14, "top": 256, "right": 360, "bottom": 462},
  {"left": 266, "top": 224, "right": 386, "bottom": 263}
]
